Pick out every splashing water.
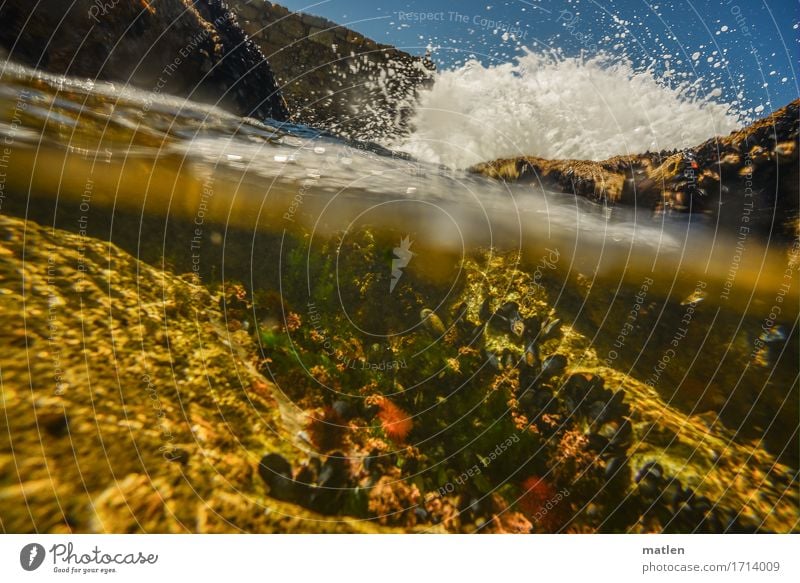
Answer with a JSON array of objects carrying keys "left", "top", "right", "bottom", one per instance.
[
  {"left": 0, "top": 60, "right": 791, "bottom": 312},
  {"left": 394, "top": 51, "right": 744, "bottom": 168}
]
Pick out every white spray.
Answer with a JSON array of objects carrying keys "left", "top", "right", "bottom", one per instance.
[{"left": 395, "top": 51, "right": 743, "bottom": 168}]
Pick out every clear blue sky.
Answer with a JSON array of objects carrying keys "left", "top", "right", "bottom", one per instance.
[{"left": 281, "top": 0, "right": 799, "bottom": 115}]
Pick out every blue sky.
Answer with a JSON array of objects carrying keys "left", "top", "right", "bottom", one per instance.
[{"left": 281, "top": 0, "right": 799, "bottom": 116}]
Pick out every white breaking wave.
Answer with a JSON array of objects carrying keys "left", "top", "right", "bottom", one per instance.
[{"left": 395, "top": 51, "right": 743, "bottom": 168}]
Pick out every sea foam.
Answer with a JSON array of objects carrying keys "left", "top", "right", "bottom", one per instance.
[{"left": 395, "top": 51, "right": 743, "bottom": 168}]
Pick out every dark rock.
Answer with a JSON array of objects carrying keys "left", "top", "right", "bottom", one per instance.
[
  {"left": 607, "top": 419, "right": 633, "bottom": 450},
  {"left": 309, "top": 451, "right": 351, "bottom": 514},
  {"left": 520, "top": 388, "right": 554, "bottom": 415},
  {"left": 540, "top": 317, "right": 562, "bottom": 341},
  {"left": 244, "top": 1, "right": 435, "bottom": 139},
  {"left": 37, "top": 411, "right": 70, "bottom": 438},
  {"left": 331, "top": 400, "right": 354, "bottom": 420},
  {"left": 479, "top": 297, "right": 493, "bottom": 324},
  {"left": 635, "top": 461, "right": 664, "bottom": 498},
  {"left": 636, "top": 461, "right": 663, "bottom": 482}
]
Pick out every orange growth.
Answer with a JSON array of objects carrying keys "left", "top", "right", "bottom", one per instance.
[{"left": 374, "top": 397, "right": 413, "bottom": 443}]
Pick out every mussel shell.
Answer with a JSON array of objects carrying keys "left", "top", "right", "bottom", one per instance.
[
  {"left": 608, "top": 419, "right": 633, "bottom": 450},
  {"left": 635, "top": 461, "right": 664, "bottom": 483},
  {"left": 331, "top": 400, "right": 354, "bottom": 420},
  {"left": 541, "top": 354, "right": 568, "bottom": 377},
  {"left": 522, "top": 316, "right": 543, "bottom": 342},
  {"left": 524, "top": 349, "right": 539, "bottom": 370},
  {"left": 586, "top": 400, "right": 610, "bottom": 424},
  {"left": 317, "top": 451, "right": 350, "bottom": 488},
  {"left": 496, "top": 301, "right": 521, "bottom": 319},
  {"left": 604, "top": 455, "right": 629, "bottom": 481},
  {"left": 479, "top": 297, "right": 493, "bottom": 323},
  {"left": 637, "top": 476, "right": 660, "bottom": 498},
  {"left": 258, "top": 453, "right": 296, "bottom": 502},
  {"left": 420, "top": 308, "right": 446, "bottom": 335},
  {"left": 540, "top": 317, "right": 562, "bottom": 341},
  {"left": 510, "top": 317, "right": 525, "bottom": 337}
]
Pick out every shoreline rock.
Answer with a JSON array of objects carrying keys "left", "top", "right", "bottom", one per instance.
[
  {"left": 0, "top": 212, "right": 795, "bottom": 532},
  {"left": 471, "top": 99, "right": 799, "bottom": 240}
]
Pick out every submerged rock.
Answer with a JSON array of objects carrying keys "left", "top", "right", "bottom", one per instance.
[{"left": 0, "top": 214, "right": 397, "bottom": 533}]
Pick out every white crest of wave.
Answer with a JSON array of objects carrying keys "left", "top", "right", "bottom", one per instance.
[{"left": 395, "top": 51, "right": 743, "bottom": 168}]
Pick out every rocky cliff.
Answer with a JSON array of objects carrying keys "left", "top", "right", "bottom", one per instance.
[
  {"left": 230, "top": 1, "right": 435, "bottom": 139},
  {"left": 0, "top": 0, "right": 435, "bottom": 139}
]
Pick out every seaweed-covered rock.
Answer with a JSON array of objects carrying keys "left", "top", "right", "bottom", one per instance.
[
  {"left": 0, "top": 214, "right": 397, "bottom": 533},
  {"left": 471, "top": 100, "right": 799, "bottom": 240}
]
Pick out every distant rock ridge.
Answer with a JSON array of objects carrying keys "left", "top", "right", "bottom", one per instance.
[{"left": 471, "top": 99, "right": 799, "bottom": 240}]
